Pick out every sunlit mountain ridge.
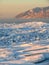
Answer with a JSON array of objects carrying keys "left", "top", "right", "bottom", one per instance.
[{"left": 16, "top": 6, "right": 49, "bottom": 19}]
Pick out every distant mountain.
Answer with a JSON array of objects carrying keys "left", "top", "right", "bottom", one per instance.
[{"left": 16, "top": 6, "right": 49, "bottom": 19}]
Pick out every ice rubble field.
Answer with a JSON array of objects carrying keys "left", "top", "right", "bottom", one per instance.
[{"left": 0, "top": 21, "right": 49, "bottom": 65}]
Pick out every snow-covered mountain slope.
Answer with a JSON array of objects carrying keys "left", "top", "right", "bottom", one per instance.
[
  {"left": 0, "top": 21, "right": 49, "bottom": 65},
  {"left": 16, "top": 6, "right": 49, "bottom": 19}
]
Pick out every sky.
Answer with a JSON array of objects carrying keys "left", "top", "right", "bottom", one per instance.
[{"left": 0, "top": 0, "right": 49, "bottom": 19}]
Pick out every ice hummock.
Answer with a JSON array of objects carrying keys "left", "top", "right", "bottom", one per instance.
[{"left": 0, "top": 21, "right": 49, "bottom": 65}]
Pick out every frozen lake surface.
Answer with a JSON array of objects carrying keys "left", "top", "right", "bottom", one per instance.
[{"left": 0, "top": 21, "right": 49, "bottom": 65}]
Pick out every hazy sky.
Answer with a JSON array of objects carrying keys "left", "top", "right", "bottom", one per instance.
[{"left": 0, "top": 0, "right": 49, "bottom": 19}]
